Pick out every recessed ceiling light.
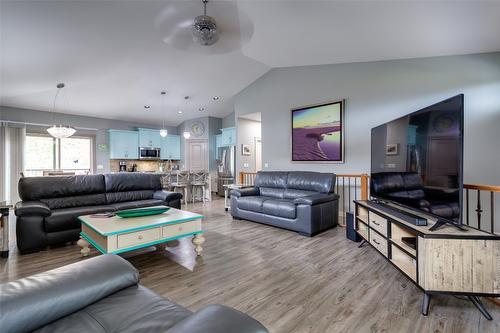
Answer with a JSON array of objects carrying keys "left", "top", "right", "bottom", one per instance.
[
  {"left": 177, "top": 110, "right": 183, "bottom": 114},
  {"left": 198, "top": 107, "right": 205, "bottom": 111},
  {"left": 144, "top": 105, "right": 151, "bottom": 109},
  {"left": 212, "top": 96, "right": 220, "bottom": 101}
]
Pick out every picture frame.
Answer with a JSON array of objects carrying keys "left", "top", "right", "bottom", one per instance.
[
  {"left": 242, "top": 144, "right": 251, "bottom": 156},
  {"left": 385, "top": 143, "right": 399, "bottom": 155},
  {"left": 291, "top": 99, "right": 345, "bottom": 163}
]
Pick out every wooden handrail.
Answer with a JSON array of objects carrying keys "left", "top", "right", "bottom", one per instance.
[{"left": 464, "top": 184, "right": 500, "bottom": 192}]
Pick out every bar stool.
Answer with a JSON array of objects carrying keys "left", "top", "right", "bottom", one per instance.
[
  {"left": 160, "top": 172, "right": 172, "bottom": 190},
  {"left": 171, "top": 171, "right": 190, "bottom": 204},
  {"left": 190, "top": 171, "right": 209, "bottom": 203}
]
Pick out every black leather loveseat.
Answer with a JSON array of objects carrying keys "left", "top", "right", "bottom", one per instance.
[
  {"left": 0, "top": 254, "right": 269, "bottom": 333},
  {"left": 230, "top": 171, "right": 339, "bottom": 236},
  {"left": 15, "top": 173, "right": 182, "bottom": 254}
]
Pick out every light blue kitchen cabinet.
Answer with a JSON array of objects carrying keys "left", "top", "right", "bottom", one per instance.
[
  {"left": 215, "top": 134, "right": 222, "bottom": 149},
  {"left": 108, "top": 130, "right": 139, "bottom": 159},
  {"left": 138, "top": 128, "right": 161, "bottom": 148},
  {"left": 161, "top": 135, "right": 181, "bottom": 160},
  {"left": 220, "top": 127, "right": 236, "bottom": 146}
]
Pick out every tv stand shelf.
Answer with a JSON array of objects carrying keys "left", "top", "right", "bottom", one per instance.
[{"left": 354, "top": 200, "right": 500, "bottom": 320}]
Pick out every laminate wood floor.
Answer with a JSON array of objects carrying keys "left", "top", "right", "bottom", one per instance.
[{"left": 1, "top": 198, "right": 498, "bottom": 333}]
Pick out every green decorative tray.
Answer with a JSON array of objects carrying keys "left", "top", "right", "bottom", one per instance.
[{"left": 116, "top": 206, "right": 170, "bottom": 218}]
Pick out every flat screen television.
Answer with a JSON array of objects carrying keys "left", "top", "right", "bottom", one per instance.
[{"left": 370, "top": 94, "right": 464, "bottom": 230}]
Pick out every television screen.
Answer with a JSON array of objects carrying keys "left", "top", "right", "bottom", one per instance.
[{"left": 370, "top": 95, "right": 464, "bottom": 224}]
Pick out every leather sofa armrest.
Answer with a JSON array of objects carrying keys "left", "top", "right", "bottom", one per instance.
[
  {"left": 14, "top": 201, "right": 51, "bottom": 217},
  {"left": 294, "top": 193, "right": 339, "bottom": 205},
  {"left": 0, "top": 254, "right": 139, "bottom": 333},
  {"left": 153, "top": 190, "right": 183, "bottom": 202},
  {"left": 230, "top": 187, "right": 260, "bottom": 198},
  {"left": 165, "top": 304, "right": 269, "bottom": 333}
]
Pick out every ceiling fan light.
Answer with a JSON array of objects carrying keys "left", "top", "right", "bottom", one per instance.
[
  {"left": 47, "top": 125, "right": 76, "bottom": 139},
  {"left": 192, "top": 15, "right": 218, "bottom": 45},
  {"left": 159, "top": 129, "right": 168, "bottom": 137},
  {"left": 183, "top": 131, "right": 191, "bottom": 139}
]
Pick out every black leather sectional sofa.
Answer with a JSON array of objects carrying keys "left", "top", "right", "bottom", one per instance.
[
  {"left": 0, "top": 254, "right": 269, "bottom": 333},
  {"left": 230, "top": 171, "right": 339, "bottom": 236},
  {"left": 14, "top": 173, "right": 182, "bottom": 254}
]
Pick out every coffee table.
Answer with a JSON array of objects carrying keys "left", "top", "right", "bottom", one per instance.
[{"left": 77, "top": 206, "right": 205, "bottom": 257}]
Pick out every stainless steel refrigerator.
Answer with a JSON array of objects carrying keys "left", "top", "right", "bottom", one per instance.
[{"left": 217, "top": 146, "right": 236, "bottom": 196}]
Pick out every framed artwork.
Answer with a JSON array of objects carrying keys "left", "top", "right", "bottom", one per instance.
[
  {"left": 385, "top": 143, "right": 399, "bottom": 155},
  {"left": 291, "top": 99, "right": 345, "bottom": 162},
  {"left": 242, "top": 144, "right": 251, "bottom": 156}
]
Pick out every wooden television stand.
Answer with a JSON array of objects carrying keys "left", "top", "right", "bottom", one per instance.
[{"left": 354, "top": 200, "right": 500, "bottom": 320}]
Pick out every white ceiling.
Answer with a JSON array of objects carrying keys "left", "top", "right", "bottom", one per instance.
[{"left": 1, "top": 1, "right": 499, "bottom": 126}]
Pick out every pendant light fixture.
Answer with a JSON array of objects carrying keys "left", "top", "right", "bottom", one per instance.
[
  {"left": 47, "top": 83, "right": 76, "bottom": 139},
  {"left": 159, "top": 91, "right": 168, "bottom": 137}
]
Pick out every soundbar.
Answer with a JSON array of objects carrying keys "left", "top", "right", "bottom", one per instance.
[{"left": 368, "top": 201, "right": 428, "bottom": 226}]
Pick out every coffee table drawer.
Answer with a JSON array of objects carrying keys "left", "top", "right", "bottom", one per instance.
[
  {"left": 117, "top": 227, "right": 161, "bottom": 249},
  {"left": 162, "top": 221, "right": 200, "bottom": 238}
]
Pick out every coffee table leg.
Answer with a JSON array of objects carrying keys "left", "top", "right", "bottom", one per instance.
[
  {"left": 77, "top": 236, "right": 90, "bottom": 257},
  {"left": 192, "top": 233, "right": 205, "bottom": 256}
]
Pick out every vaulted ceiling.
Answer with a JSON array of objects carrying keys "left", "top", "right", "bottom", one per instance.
[{"left": 1, "top": 1, "right": 499, "bottom": 126}]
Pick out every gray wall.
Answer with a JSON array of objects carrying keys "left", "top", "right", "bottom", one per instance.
[
  {"left": 235, "top": 52, "right": 500, "bottom": 188},
  {"left": 236, "top": 118, "right": 261, "bottom": 173},
  {"left": 222, "top": 111, "right": 236, "bottom": 128},
  {"left": 176, "top": 116, "right": 222, "bottom": 171},
  {"left": 0, "top": 106, "right": 177, "bottom": 173}
]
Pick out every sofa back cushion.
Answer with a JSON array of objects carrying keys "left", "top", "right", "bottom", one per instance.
[
  {"left": 104, "top": 173, "right": 162, "bottom": 203},
  {"left": 254, "top": 171, "right": 288, "bottom": 198},
  {"left": 286, "top": 172, "right": 336, "bottom": 194},
  {"left": 18, "top": 175, "right": 107, "bottom": 209}
]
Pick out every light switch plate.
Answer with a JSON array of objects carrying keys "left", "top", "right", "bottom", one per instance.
[
  {"left": 264, "top": 163, "right": 269, "bottom": 168},
  {"left": 97, "top": 164, "right": 104, "bottom": 170}
]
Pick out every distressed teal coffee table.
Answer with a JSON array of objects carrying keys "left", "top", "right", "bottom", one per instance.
[{"left": 77, "top": 206, "right": 205, "bottom": 257}]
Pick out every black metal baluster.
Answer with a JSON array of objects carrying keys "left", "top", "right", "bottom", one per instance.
[
  {"left": 348, "top": 177, "right": 351, "bottom": 213},
  {"left": 491, "top": 191, "right": 495, "bottom": 234},
  {"left": 354, "top": 177, "right": 357, "bottom": 202},
  {"left": 342, "top": 177, "right": 345, "bottom": 225},
  {"left": 476, "top": 189, "right": 482, "bottom": 230},
  {"left": 466, "top": 189, "right": 470, "bottom": 226}
]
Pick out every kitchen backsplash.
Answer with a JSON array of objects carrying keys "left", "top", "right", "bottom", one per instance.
[{"left": 109, "top": 160, "right": 180, "bottom": 172}]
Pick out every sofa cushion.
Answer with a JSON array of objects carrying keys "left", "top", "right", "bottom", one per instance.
[
  {"left": 237, "top": 196, "right": 270, "bottom": 213},
  {"left": 18, "top": 175, "right": 106, "bottom": 201},
  {"left": 106, "top": 190, "right": 155, "bottom": 204},
  {"left": 18, "top": 175, "right": 107, "bottom": 209},
  {"left": 254, "top": 171, "right": 288, "bottom": 189},
  {"left": 283, "top": 188, "right": 317, "bottom": 199},
  {"left": 262, "top": 199, "right": 296, "bottom": 219},
  {"left": 33, "top": 285, "right": 192, "bottom": 333},
  {"left": 45, "top": 205, "right": 116, "bottom": 233},
  {"left": 112, "top": 199, "right": 166, "bottom": 211},
  {"left": 259, "top": 187, "right": 284, "bottom": 199},
  {"left": 104, "top": 173, "right": 162, "bottom": 192},
  {"left": 287, "top": 171, "right": 336, "bottom": 193}
]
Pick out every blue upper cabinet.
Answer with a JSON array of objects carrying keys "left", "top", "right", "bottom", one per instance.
[
  {"left": 220, "top": 127, "right": 236, "bottom": 146},
  {"left": 108, "top": 130, "right": 139, "bottom": 159},
  {"left": 161, "top": 135, "right": 181, "bottom": 160},
  {"left": 138, "top": 128, "right": 161, "bottom": 148}
]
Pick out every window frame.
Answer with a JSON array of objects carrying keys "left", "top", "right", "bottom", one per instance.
[{"left": 25, "top": 132, "right": 95, "bottom": 174}]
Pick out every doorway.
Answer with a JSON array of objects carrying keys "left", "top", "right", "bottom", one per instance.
[{"left": 255, "top": 137, "right": 262, "bottom": 172}]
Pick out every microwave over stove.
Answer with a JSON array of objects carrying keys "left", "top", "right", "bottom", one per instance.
[{"left": 139, "top": 147, "right": 160, "bottom": 160}]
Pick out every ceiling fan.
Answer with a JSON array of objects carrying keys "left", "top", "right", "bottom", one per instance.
[{"left": 155, "top": 0, "right": 254, "bottom": 54}]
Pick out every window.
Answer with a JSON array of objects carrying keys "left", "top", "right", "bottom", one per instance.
[{"left": 25, "top": 134, "right": 93, "bottom": 176}]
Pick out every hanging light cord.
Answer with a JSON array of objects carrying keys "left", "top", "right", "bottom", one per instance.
[{"left": 203, "top": 0, "right": 207, "bottom": 16}]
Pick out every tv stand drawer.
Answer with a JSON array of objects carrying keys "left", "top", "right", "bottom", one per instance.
[
  {"left": 369, "top": 231, "right": 388, "bottom": 257},
  {"left": 369, "top": 212, "right": 387, "bottom": 236}
]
